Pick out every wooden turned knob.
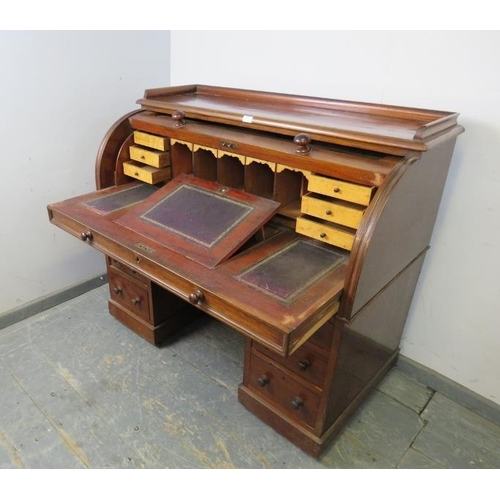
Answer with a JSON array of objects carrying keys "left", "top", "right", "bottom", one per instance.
[
  {"left": 113, "top": 286, "right": 123, "bottom": 295},
  {"left": 80, "top": 231, "right": 93, "bottom": 241},
  {"left": 291, "top": 396, "right": 304, "bottom": 410},
  {"left": 320, "top": 232, "right": 327, "bottom": 239},
  {"left": 293, "top": 133, "right": 311, "bottom": 155},
  {"left": 132, "top": 297, "right": 141, "bottom": 306},
  {"left": 172, "top": 110, "right": 186, "bottom": 128},
  {"left": 257, "top": 375, "right": 270, "bottom": 387},
  {"left": 298, "top": 359, "right": 311, "bottom": 371},
  {"left": 333, "top": 187, "right": 340, "bottom": 193},
  {"left": 325, "top": 209, "right": 332, "bottom": 215},
  {"left": 188, "top": 289, "right": 204, "bottom": 305}
]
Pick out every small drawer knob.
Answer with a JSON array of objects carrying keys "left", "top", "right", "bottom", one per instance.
[
  {"left": 325, "top": 209, "right": 332, "bottom": 215},
  {"left": 257, "top": 375, "right": 270, "bottom": 387},
  {"left": 333, "top": 187, "right": 340, "bottom": 193},
  {"left": 319, "top": 232, "right": 327, "bottom": 239},
  {"left": 80, "top": 231, "right": 93, "bottom": 242},
  {"left": 298, "top": 359, "right": 311, "bottom": 371},
  {"left": 291, "top": 396, "right": 304, "bottom": 410},
  {"left": 113, "top": 286, "right": 123, "bottom": 295},
  {"left": 132, "top": 297, "right": 141, "bottom": 306},
  {"left": 188, "top": 289, "right": 205, "bottom": 305}
]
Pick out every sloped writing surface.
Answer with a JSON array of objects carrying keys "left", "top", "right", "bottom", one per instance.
[{"left": 114, "top": 174, "right": 280, "bottom": 268}]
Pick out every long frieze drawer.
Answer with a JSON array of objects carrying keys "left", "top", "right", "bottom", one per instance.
[
  {"left": 247, "top": 351, "right": 321, "bottom": 428},
  {"left": 301, "top": 193, "right": 365, "bottom": 229},
  {"left": 307, "top": 174, "right": 374, "bottom": 206},
  {"left": 296, "top": 216, "right": 356, "bottom": 251},
  {"left": 108, "top": 266, "right": 151, "bottom": 322},
  {"left": 129, "top": 145, "right": 170, "bottom": 168},
  {"left": 253, "top": 342, "right": 328, "bottom": 389},
  {"left": 133, "top": 131, "right": 169, "bottom": 151},
  {"left": 123, "top": 161, "right": 171, "bottom": 185}
]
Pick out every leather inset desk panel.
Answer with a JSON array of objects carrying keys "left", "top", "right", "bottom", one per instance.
[
  {"left": 237, "top": 239, "right": 346, "bottom": 303},
  {"left": 83, "top": 183, "right": 157, "bottom": 214}
]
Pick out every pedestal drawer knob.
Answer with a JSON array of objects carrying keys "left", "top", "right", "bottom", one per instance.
[
  {"left": 291, "top": 396, "right": 304, "bottom": 410},
  {"left": 257, "top": 375, "right": 270, "bottom": 387},
  {"left": 298, "top": 359, "right": 311, "bottom": 371},
  {"left": 132, "top": 297, "right": 141, "bottom": 306},
  {"left": 188, "top": 289, "right": 205, "bottom": 305},
  {"left": 113, "top": 286, "right": 123, "bottom": 295}
]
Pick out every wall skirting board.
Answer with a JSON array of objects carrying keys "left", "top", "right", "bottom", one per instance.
[
  {"left": 396, "top": 355, "right": 500, "bottom": 427},
  {"left": 0, "top": 274, "right": 108, "bottom": 331},
  {"left": 1, "top": 274, "right": 498, "bottom": 427}
]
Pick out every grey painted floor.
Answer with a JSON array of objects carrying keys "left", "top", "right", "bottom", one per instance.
[{"left": 1, "top": 285, "right": 500, "bottom": 469}]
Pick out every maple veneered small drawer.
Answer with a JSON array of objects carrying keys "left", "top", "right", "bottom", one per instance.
[
  {"left": 133, "top": 131, "right": 169, "bottom": 151},
  {"left": 129, "top": 145, "right": 170, "bottom": 168},
  {"left": 247, "top": 351, "right": 321, "bottom": 428},
  {"left": 108, "top": 266, "right": 151, "bottom": 322},
  {"left": 301, "top": 193, "right": 365, "bottom": 229},
  {"left": 307, "top": 174, "right": 374, "bottom": 206},
  {"left": 123, "top": 161, "right": 171, "bottom": 185},
  {"left": 253, "top": 342, "right": 328, "bottom": 388},
  {"left": 296, "top": 215, "right": 356, "bottom": 251}
]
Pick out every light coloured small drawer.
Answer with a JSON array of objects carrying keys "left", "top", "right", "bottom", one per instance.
[
  {"left": 123, "top": 161, "right": 171, "bottom": 185},
  {"left": 133, "top": 131, "right": 169, "bottom": 151},
  {"left": 296, "top": 215, "right": 356, "bottom": 251},
  {"left": 301, "top": 193, "right": 365, "bottom": 229},
  {"left": 307, "top": 174, "right": 374, "bottom": 206},
  {"left": 129, "top": 145, "right": 170, "bottom": 168}
]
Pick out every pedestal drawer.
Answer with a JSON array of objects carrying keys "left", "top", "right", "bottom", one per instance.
[
  {"left": 254, "top": 342, "right": 328, "bottom": 388},
  {"left": 108, "top": 266, "right": 151, "bottom": 322},
  {"left": 247, "top": 350, "right": 320, "bottom": 428}
]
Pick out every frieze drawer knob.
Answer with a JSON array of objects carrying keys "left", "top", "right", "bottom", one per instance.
[
  {"left": 257, "top": 375, "right": 270, "bottom": 387},
  {"left": 188, "top": 289, "right": 205, "bottom": 305},
  {"left": 80, "top": 231, "right": 93, "bottom": 241},
  {"left": 113, "top": 286, "right": 123, "bottom": 295},
  {"left": 132, "top": 297, "right": 141, "bottom": 306},
  {"left": 291, "top": 396, "right": 304, "bottom": 410}
]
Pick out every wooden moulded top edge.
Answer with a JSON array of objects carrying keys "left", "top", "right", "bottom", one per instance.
[{"left": 137, "top": 84, "right": 463, "bottom": 152}]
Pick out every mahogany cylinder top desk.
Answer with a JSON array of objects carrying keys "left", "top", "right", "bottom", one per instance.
[{"left": 47, "top": 84, "right": 463, "bottom": 457}]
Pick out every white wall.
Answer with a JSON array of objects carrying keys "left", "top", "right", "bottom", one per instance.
[
  {"left": 0, "top": 31, "right": 170, "bottom": 314},
  {"left": 171, "top": 31, "right": 500, "bottom": 404}
]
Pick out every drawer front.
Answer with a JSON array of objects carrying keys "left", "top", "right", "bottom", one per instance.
[
  {"left": 301, "top": 193, "right": 365, "bottom": 229},
  {"left": 129, "top": 145, "right": 170, "bottom": 168},
  {"left": 296, "top": 216, "right": 356, "bottom": 251},
  {"left": 254, "top": 342, "right": 328, "bottom": 388},
  {"left": 108, "top": 258, "right": 149, "bottom": 284},
  {"left": 248, "top": 351, "right": 320, "bottom": 428},
  {"left": 307, "top": 174, "right": 374, "bottom": 206},
  {"left": 133, "top": 131, "right": 169, "bottom": 151},
  {"left": 108, "top": 266, "right": 151, "bottom": 322},
  {"left": 123, "top": 161, "right": 171, "bottom": 185}
]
